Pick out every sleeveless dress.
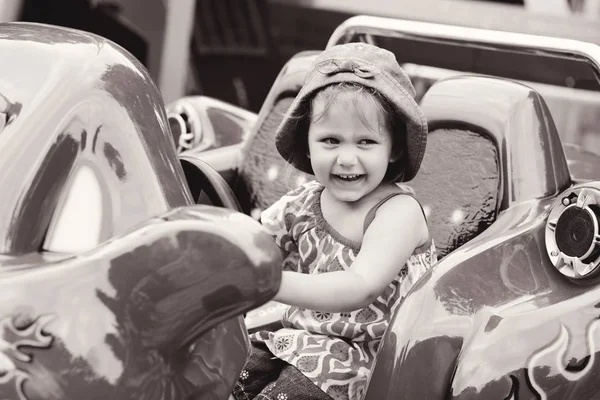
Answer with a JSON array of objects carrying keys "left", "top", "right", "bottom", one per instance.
[{"left": 253, "top": 180, "right": 437, "bottom": 400}]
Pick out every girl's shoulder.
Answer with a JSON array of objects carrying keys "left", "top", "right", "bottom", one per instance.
[
  {"left": 363, "top": 183, "right": 430, "bottom": 247},
  {"left": 362, "top": 184, "right": 418, "bottom": 228}
]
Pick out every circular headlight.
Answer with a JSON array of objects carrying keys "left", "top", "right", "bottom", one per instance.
[{"left": 546, "top": 188, "right": 600, "bottom": 279}]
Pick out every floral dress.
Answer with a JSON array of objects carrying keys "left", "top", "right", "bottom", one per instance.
[{"left": 253, "top": 180, "right": 437, "bottom": 400}]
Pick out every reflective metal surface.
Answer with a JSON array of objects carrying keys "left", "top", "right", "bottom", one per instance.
[{"left": 0, "top": 23, "right": 282, "bottom": 399}]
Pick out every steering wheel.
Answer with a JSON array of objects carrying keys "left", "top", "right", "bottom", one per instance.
[
  {"left": 179, "top": 155, "right": 250, "bottom": 320},
  {"left": 179, "top": 154, "right": 242, "bottom": 212}
]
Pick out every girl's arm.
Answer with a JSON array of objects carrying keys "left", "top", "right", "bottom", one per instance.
[{"left": 274, "top": 195, "right": 429, "bottom": 312}]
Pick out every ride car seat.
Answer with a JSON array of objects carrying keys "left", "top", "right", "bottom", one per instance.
[
  {"left": 233, "top": 52, "right": 318, "bottom": 216},
  {"left": 233, "top": 52, "right": 502, "bottom": 259},
  {"left": 407, "top": 79, "right": 500, "bottom": 258}
]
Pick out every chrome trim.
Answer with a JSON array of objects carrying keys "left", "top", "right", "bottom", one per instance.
[{"left": 327, "top": 16, "right": 600, "bottom": 78}]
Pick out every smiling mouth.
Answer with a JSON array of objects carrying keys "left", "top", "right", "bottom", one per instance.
[{"left": 333, "top": 174, "right": 364, "bottom": 182}]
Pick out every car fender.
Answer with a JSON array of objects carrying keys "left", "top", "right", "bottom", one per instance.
[{"left": 365, "top": 190, "right": 600, "bottom": 399}]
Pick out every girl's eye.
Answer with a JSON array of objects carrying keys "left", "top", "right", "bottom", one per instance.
[
  {"left": 358, "top": 139, "right": 377, "bottom": 146},
  {"left": 322, "top": 138, "right": 339, "bottom": 145}
]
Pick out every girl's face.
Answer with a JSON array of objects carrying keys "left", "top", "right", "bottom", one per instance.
[{"left": 307, "top": 94, "right": 395, "bottom": 204}]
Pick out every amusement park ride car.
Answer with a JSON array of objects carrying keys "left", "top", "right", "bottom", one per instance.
[{"left": 2, "top": 9, "right": 600, "bottom": 400}]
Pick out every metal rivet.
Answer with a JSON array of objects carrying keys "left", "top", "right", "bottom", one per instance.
[
  {"left": 562, "top": 197, "right": 571, "bottom": 206},
  {"left": 551, "top": 250, "right": 559, "bottom": 257}
]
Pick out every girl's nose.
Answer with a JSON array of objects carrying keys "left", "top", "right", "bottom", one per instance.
[{"left": 336, "top": 149, "right": 358, "bottom": 167}]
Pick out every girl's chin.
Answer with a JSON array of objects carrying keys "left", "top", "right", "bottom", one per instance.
[{"left": 326, "top": 186, "right": 370, "bottom": 203}]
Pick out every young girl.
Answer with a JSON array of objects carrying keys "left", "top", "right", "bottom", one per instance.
[{"left": 232, "top": 43, "right": 437, "bottom": 400}]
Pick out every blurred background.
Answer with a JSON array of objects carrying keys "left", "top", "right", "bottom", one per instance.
[{"left": 1, "top": 0, "right": 599, "bottom": 149}]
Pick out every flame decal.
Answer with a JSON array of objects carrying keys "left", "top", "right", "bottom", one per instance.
[
  {"left": 527, "top": 319, "right": 600, "bottom": 399},
  {"left": 0, "top": 315, "right": 55, "bottom": 400}
]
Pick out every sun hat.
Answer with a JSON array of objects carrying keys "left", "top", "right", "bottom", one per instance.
[{"left": 274, "top": 42, "right": 428, "bottom": 182}]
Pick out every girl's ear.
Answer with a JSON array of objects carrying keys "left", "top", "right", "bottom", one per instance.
[{"left": 389, "top": 145, "right": 404, "bottom": 163}]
